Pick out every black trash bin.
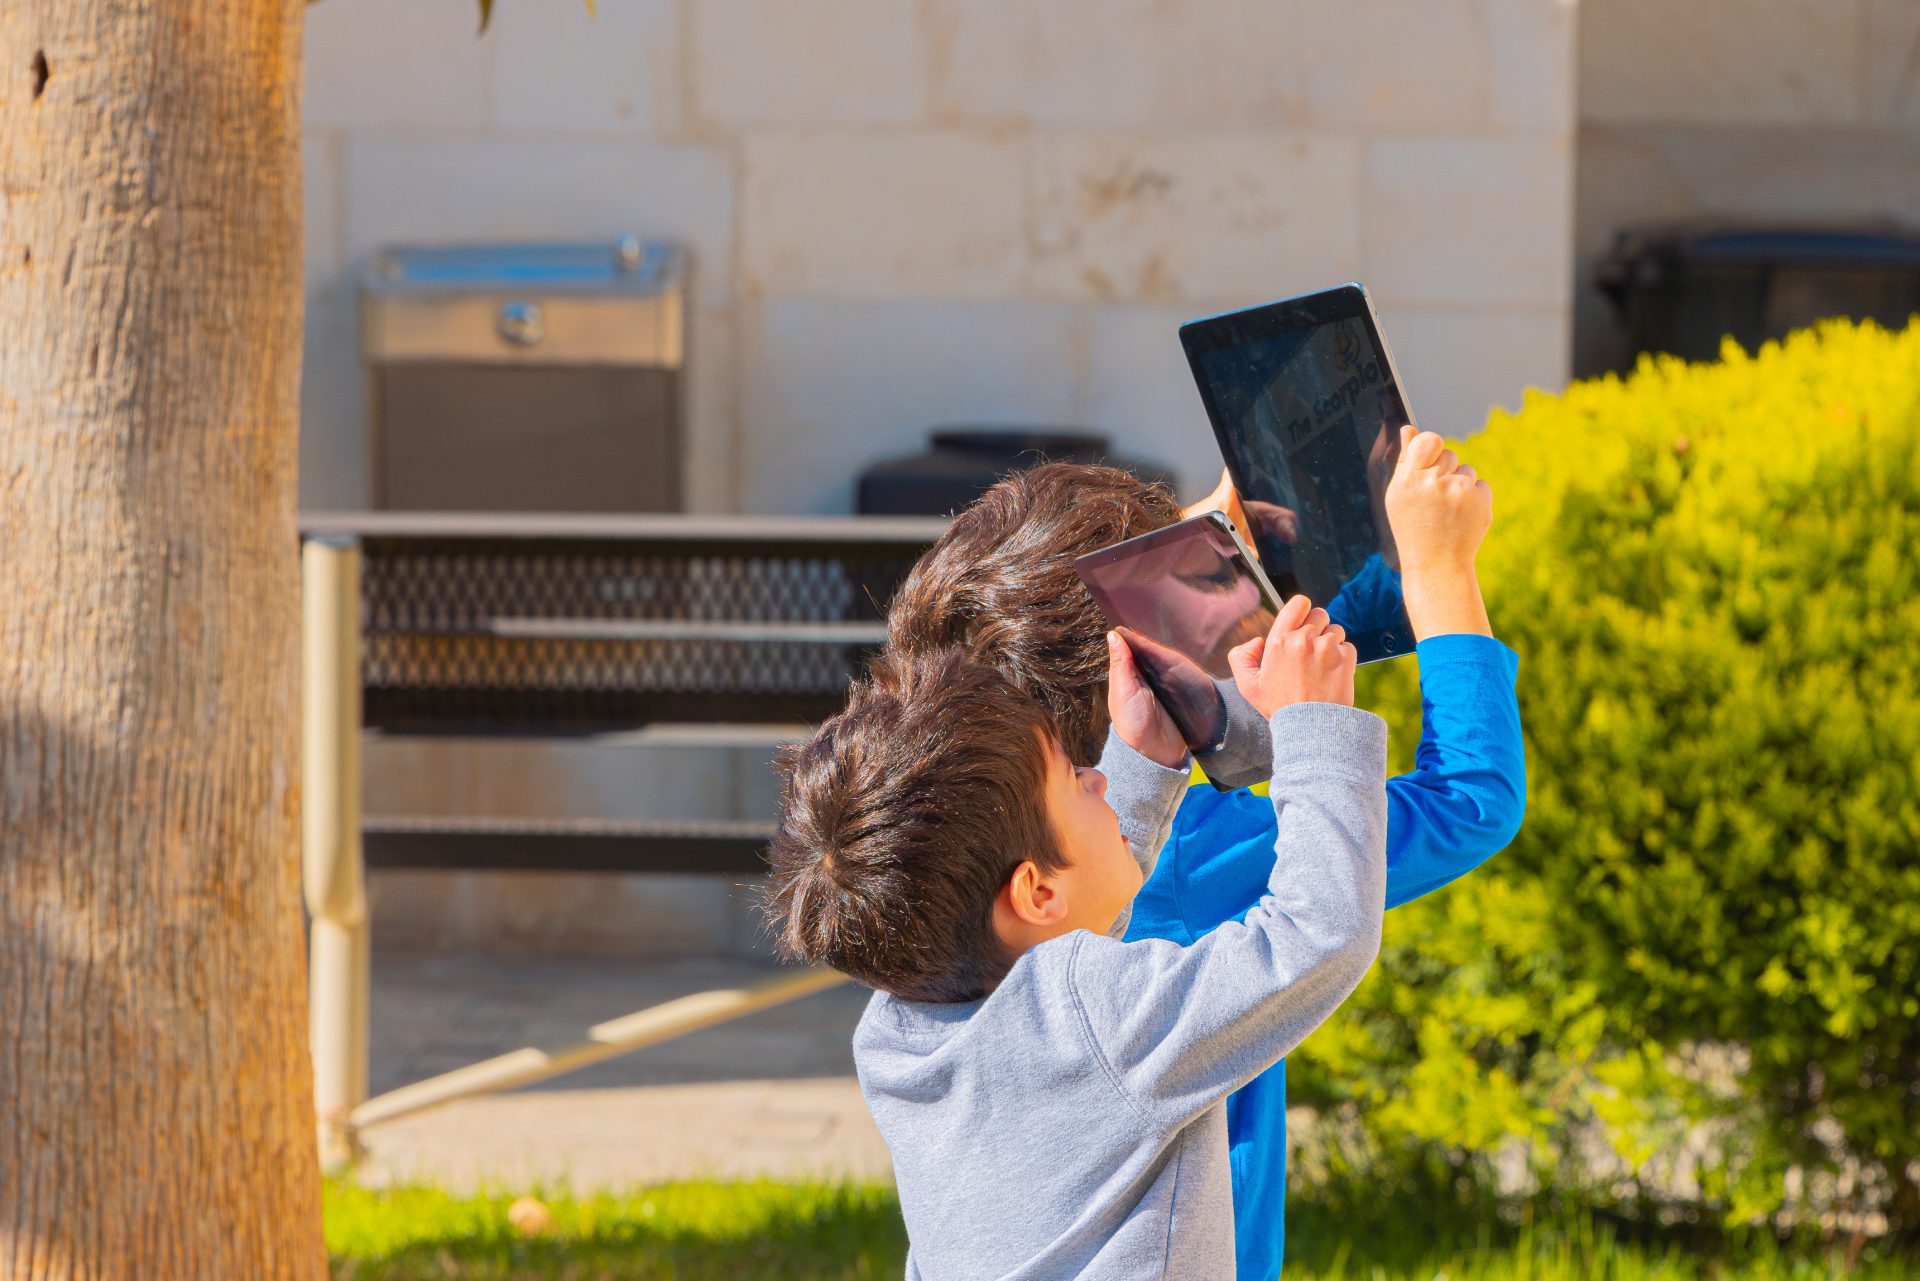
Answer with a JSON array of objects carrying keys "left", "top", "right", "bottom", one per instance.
[
  {"left": 1597, "top": 224, "right": 1920, "bottom": 363},
  {"left": 856, "top": 428, "right": 1174, "bottom": 517}
]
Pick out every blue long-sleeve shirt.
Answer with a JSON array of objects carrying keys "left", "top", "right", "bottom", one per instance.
[{"left": 1123, "top": 632, "right": 1527, "bottom": 1281}]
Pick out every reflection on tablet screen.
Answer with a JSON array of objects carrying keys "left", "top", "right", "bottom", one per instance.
[
  {"left": 1182, "top": 289, "right": 1417, "bottom": 662},
  {"left": 1084, "top": 523, "right": 1271, "bottom": 678}
]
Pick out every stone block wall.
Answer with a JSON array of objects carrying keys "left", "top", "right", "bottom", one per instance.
[
  {"left": 1575, "top": 0, "right": 1920, "bottom": 373},
  {"left": 301, "top": 0, "right": 1579, "bottom": 516}
]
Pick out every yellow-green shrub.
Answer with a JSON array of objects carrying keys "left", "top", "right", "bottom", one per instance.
[{"left": 1302, "top": 320, "right": 1920, "bottom": 1228}]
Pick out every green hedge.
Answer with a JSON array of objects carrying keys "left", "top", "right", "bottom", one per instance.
[{"left": 1303, "top": 320, "right": 1920, "bottom": 1231}]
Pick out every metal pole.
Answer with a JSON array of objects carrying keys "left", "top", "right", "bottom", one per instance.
[
  {"left": 302, "top": 534, "right": 367, "bottom": 1168},
  {"left": 351, "top": 967, "right": 847, "bottom": 1131}
]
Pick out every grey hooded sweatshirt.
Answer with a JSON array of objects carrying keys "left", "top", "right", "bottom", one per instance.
[{"left": 852, "top": 701, "right": 1388, "bottom": 1280}]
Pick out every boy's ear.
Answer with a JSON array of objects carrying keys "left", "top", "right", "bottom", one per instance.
[{"left": 1001, "top": 859, "right": 1067, "bottom": 929}]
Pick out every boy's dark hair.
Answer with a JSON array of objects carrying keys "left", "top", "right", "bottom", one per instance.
[
  {"left": 767, "top": 648, "right": 1067, "bottom": 1003},
  {"left": 886, "top": 462, "right": 1182, "bottom": 765}
]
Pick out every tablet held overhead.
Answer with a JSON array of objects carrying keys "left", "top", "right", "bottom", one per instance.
[{"left": 1180, "top": 284, "right": 1417, "bottom": 664}]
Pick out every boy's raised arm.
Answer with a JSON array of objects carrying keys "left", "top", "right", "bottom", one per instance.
[
  {"left": 1075, "top": 600, "right": 1389, "bottom": 1126},
  {"left": 1156, "top": 429, "right": 1524, "bottom": 931},
  {"left": 1384, "top": 635, "right": 1525, "bottom": 906},
  {"left": 1078, "top": 710, "right": 1386, "bottom": 1127},
  {"left": 1183, "top": 426, "right": 1498, "bottom": 795},
  {"left": 1380, "top": 425, "right": 1526, "bottom": 905}
]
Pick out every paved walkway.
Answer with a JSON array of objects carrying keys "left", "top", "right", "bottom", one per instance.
[{"left": 359, "top": 952, "right": 891, "bottom": 1192}]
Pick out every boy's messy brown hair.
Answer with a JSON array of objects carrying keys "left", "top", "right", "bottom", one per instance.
[
  {"left": 885, "top": 462, "right": 1181, "bottom": 765},
  {"left": 767, "top": 648, "right": 1067, "bottom": 1003}
]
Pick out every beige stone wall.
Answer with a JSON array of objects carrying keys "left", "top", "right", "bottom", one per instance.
[
  {"left": 301, "top": 0, "right": 1578, "bottom": 516},
  {"left": 1574, "top": 0, "right": 1920, "bottom": 372},
  {"left": 300, "top": 0, "right": 1578, "bottom": 955}
]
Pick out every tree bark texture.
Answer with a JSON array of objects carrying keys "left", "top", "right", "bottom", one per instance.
[{"left": 0, "top": 2, "right": 323, "bottom": 1277}]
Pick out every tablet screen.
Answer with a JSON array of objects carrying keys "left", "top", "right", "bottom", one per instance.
[
  {"left": 1180, "top": 285, "right": 1416, "bottom": 663},
  {"left": 1077, "top": 516, "right": 1276, "bottom": 678},
  {"left": 1075, "top": 516, "right": 1278, "bottom": 752}
]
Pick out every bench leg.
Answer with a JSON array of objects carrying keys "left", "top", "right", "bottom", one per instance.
[
  {"left": 309, "top": 915, "right": 370, "bottom": 1167},
  {"left": 303, "top": 535, "right": 368, "bottom": 1168}
]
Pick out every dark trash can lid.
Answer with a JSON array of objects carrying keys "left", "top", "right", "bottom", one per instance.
[
  {"left": 1599, "top": 223, "right": 1920, "bottom": 299},
  {"left": 1659, "top": 227, "right": 1920, "bottom": 267},
  {"left": 856, "top": 427, "right": 1172, "bottom": 517},
  {"left": 926, "top": 428, "right": 1112, "bottom": 459}
]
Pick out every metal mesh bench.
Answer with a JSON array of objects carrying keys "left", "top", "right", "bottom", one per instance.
[
  {"left": 299, "top": 511, "right": 943, "bottom": 1162},
  {"left": 361, "top": 815, "right": 778, "bottom": 874}
]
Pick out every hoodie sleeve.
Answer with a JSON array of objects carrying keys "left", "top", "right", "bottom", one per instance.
[
  {"left": 1094, "top": 730, "right": 1192, "bottom": 939},
  {"left": 1191, "top": 678, "right": 1273, "bottom": 791},
  {"left": 1383, "top": 634, "right": 1527, "bottom": 909},
  {"left": 1072, "top": 703, "right": 1388, "bottom": 1127}
]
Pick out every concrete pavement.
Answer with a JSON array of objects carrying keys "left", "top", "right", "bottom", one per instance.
[{"left": 356, "top": 952, "right": 891, "bottom": 1191}]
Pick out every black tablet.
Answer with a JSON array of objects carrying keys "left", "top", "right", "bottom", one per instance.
[{"left": 1179, "top": 283, "right": 1416, "bottom": 663}]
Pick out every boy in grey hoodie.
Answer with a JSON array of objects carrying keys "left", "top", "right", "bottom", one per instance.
[{"left": 769, "top": 594, "right": 1387, "bottom": 1280}]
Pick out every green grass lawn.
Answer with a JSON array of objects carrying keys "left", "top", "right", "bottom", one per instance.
[
  {"left": 326, "top": 1180, "right": 905, "bottom": 1281},
  {"left": 326, "top": 1179, "right": 1914, "bottom": 1280}
]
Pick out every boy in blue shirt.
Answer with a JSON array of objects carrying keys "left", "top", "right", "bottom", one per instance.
[{"left": 885, "top": 427, "right": 1526, "bottom": 1278}]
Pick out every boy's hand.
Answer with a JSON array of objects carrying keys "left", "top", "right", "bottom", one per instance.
[
  {"left": 1383, "top": 425, "right": 1495, "bottom": 639},
  {"left": 1182, "top": 467, "right": 1249, "bottom": 533},
  {"left": 1383, "top": 425, "right": 1493, "bottom": 576},
  {"left": 1183, "top": 467, "right": 1298, "bottom": 558},
  {"left": 1107, "top": 631, "right": 1189, "bottom": 769},
  {"left": 1228, "top": 595, "right": 1356, "bottom": 718}
]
